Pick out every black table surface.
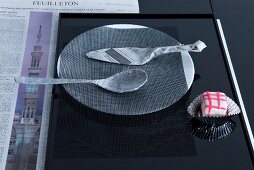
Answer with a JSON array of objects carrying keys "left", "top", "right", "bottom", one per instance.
[
  {"left": 139, "top": 0, "right": 254, "bottom": 140},
  {"left": 45, "top": 13, "right": 254, "bottom": 170}
]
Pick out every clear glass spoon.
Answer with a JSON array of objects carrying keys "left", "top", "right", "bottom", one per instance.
[{"left": 1, "top": 69, "right": 147, "bottom": 93}]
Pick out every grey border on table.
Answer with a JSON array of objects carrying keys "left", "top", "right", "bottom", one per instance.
[{"left": 217, "top": 19, "right": 254, "bottom": 151}]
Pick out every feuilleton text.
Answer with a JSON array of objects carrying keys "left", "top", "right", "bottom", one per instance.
[{"left": 32, "top": 1, "right": 79, "bottom": 6}]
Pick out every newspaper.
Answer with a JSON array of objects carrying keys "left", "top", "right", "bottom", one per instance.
[{"left": 0, "top": 1, "right": 139, "bottom": 170}]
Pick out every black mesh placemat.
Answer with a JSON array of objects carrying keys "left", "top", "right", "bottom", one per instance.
[
  {"left": 58, "top": 25, "right": 189, "bottom": 115},
  {"left": 53, "top": 89, "right": 196, "bottom": 158}
]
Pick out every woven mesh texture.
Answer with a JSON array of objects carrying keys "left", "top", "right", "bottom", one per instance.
[
  {"left": 53, "top": 89, "right": 196, "bottom": 158},
  {"left": 58, "top": 26, "right": 189, "bottom": 115}
]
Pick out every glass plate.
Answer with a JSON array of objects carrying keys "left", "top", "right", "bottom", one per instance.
[{"left": 57, "top": 24, "right": 194, "bottom": 115}]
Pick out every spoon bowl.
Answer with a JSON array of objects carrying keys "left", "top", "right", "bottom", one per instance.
[{"left": 98, "top": 69, "right": 148, "bottom": 93}]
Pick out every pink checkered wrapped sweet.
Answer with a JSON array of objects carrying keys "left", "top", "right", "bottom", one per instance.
[
  {"left": 187, "top": 91, "right": 241, "bottom": 117},
  {"left": 201, "top": 92, "right": 227, "bottom": 117}
]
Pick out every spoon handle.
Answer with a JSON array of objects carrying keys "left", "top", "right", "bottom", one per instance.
[{"left": 13, "top": 77, "right": 96, "bottom": 85}]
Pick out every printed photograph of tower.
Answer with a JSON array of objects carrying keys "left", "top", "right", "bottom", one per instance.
[{"left": 5, "top": 12, "right": 53, "bottom": 170}]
